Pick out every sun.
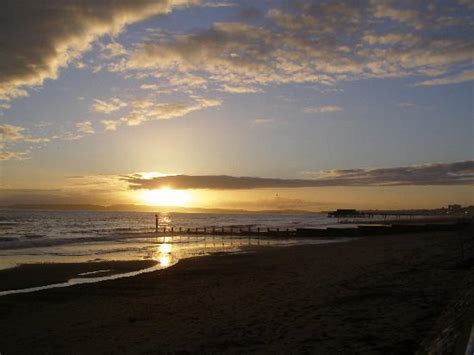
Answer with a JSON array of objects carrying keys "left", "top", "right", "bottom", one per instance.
[{"left": 140, "top": 188, "right": 192, "bottom": 207}]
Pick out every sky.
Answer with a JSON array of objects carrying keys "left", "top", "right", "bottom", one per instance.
[{"left": 0, "top": 0, "right": 473, "bottom": 210}]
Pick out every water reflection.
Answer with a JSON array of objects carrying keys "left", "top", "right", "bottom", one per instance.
[
  {"left": 158, "top": 254, "right": 172, "bottom": 267},
  {"left": 1, "top": 233, "right": 350, "bottom": 297},
  {"left": 159, "top": 243, "right": 172, "bottom": 254},
  {"left": 157, "top": 243, "right": 173, "bottom": 267},
  {"left": 0, "top": 210, "right": 353, "bottom": 296},
  {"left": 150, "top": 235, "right": 283, "bottom": 269}
]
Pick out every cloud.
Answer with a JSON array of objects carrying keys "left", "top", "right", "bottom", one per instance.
[
  {"left": 0, "top": 150, "right": 31, "bottom": 161},
  {"left": 168, "top": 74, "right": 207, "bottom": 88},
  {"left": 0, "top": 123, "right": 49, "bottom": 143},
  {"left": 2, "top": 0, "right": 471, "bottom": 106},
  {"left": 55, "top": 132, "right": 84, "bottom": 141},
  {"left": 415, "top": 69, "right": 474, "bottom": 86},
  {"left": 305, "top": 160, "right": 474, "bottom": 186},
  {"left": 124, "top": 20, "right": 354, "bottom": 87},
  {"left": 121, "top": 98, "right": 221, "bottom": 126},
  {"left": 0, "top": 123, "right": 49, "bottom": 160},
  {"left": 0, "top": 86, "right": 29, "bottom": 102},
  {"left": 120, "top": 1, "right": 472, "bottom": 92},
  {"left": 92, "top": 98, "right": 128, "bottom": 114},
  {"left": 35, "top": 121, "right": 53, "bottom": 128},
  {"left": 140, "top": 84, "right": 160, "bottom": 90},
  {"left": 101, "top": 120, "right": 121, "bottom": 131},
  {"left": 252, "top": 118, "right": 274, "bottom": 125},
  {"left": 54, "top": 120, "right": 97, "bottom": 141},
  {"left": 0, "top": 0, "right": 199, "bottom": 102},
  {"left": 100, "top": 41, "right": 128, "bottom": 58},
  {"left": 370, "top": 1, "right": 422, "bottom": 29},
  {"left": 219, "top": 84, "right": 263, "bottom": 93},
  {"left": 362, "top": 33, "right": 419, "bottom": 46},
  {"left": 1, "top": 124, "right": 29, "bottom": 142},
  {"left": 76, "top": 121, "right": 95, "bottom": 134},
  {"left": 92, "top": 94, "right": 221, "bottom": 128},
  {"left": 0, "top": 0, "right": 471, "bottom": 111},
  {"left": 201, "top": 1, "right": 237, "bottom": 8},
  {"left": 65, "top": 174, "right": 129, "bottom": 190},
  {"left": 303, "top": 105, "right": 343, "bottom": 114},
  {"left": 459, "top": 0, "right": 474, "bottom": 9},
  {"left": 74, "top": 61, "right": 86, "bottom": 69},
  {"left": 123, "top": 160, "right": 474, "bottom": 190},
  {"left": 130, "top": 99, "right": 154, "bottom": 110}
]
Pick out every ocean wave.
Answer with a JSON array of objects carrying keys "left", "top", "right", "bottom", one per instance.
[
  {"left": 23, "top": 234, "right": 45, "bottom": 239},
  {"left": 0, "top": 237, "right": 17, "bottom": 242},
  {"left": 0, "top": 232, "right": 164, "bottom": 251}
]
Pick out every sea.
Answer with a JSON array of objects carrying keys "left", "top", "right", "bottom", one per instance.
[
  {"left": 0, "top": 209, "right": 352, "bottom": 295},
  {"left": 0, "top": 209, "right": 351, "bottom": 268}
]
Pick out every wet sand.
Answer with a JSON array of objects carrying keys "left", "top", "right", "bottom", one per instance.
[
  {"left": 0, "top": 231, "right": 472, "bottom": 354},
  {"left": 0, "top": 260, "right": 158, "bottom": 292}
]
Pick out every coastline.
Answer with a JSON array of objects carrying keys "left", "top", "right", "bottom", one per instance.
[
  {"left": 0, "top": 260, "right": 159, "bottom": 293},
  {"left": 0, "top": 231, "right": 472, "bottom": 353}
]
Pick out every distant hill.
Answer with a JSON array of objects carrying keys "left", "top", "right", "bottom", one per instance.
[{"left": 3, "top": 204, "right": 320, "bottom": 215}]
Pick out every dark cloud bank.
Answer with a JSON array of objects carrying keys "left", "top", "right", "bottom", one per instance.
[
  {"left": 124, "top": 160, "right": 474, "bottom": 190},
  {"left": 0, "top": 0, "right": 197, "bottom": 101}
]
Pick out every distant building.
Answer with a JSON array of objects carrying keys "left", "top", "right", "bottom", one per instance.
[{"left": 447, "top": 204, "right": 462, "bottom": 214}]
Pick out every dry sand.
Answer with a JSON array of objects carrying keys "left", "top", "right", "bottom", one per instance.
[{"left": 0, "top": 231, "right": 472, "bottom": 354}]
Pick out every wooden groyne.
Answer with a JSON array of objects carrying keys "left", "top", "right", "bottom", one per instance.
[
  {"left": 154, "top": 226, "right": 296, "bottom": 237},
  {"left": 152, "top": 221, "right": 471, "bottom": 238}
]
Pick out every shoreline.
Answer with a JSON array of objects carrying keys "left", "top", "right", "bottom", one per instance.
[
  {"left": 0, "top": 260, "right": 165, "bottom": 296},
  {"left": 0, "top": 239, "right": 350, "bottom": 294},
  {"left": 0, "top": 231, "right": 472, "bottom": 353}
]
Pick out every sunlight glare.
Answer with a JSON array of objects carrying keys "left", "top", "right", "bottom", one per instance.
[
  {"left": 159, "top": 243, "right": 172, "bottom": 254},
  {"left": 141, "top": 188, "right": 191, "bottom": 206},
  {"left": 157, "top": 243, "right": 172, "bottom": 267},
  {"left": 159, "top": 254, "right": 172, "bottom": 267}
]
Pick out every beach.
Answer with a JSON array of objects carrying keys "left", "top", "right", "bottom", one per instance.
[{"left": 0, "top": 231, "right": 472, "bottom": 354}]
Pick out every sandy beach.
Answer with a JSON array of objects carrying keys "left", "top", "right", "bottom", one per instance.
[{"left": 0, "top": 231, "right": 472, "bottom": 354}]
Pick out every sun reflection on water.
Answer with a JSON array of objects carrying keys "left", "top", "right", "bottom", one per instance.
[
  {"left": 155, "top": 243, "right": 173, "bottom": 267},
  {"left": 158, "top": 254, "right": 172, "bottom": 267},
  {"left": 159, "top": 243, "right": 172, "bottom": 254}
]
